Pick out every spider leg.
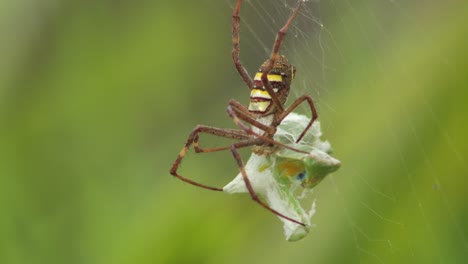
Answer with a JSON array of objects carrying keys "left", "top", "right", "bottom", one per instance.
[
  {"left": 270, "top": 1, "right": 303, "bottom": 62},
  {"left": 228, "top": 99, "right": 275, "bottom": 135},
  {"left": 230, "top": 144, "right": 305, "bottom": 226},
  {"left": 232, "top": 0, "right": 254, "bottom": 89},
  {"left": 226, "top": 105, "right": 308, "bottom": 154},
  {"left": 193, "top": 128, "right": 249, "bottom": 153},
  {"left": 278, "top": 95, "right": 318, "bottom": 143},
  {"left": 170, "top": 125, "right": 258, "bottom": 191},
  {"left": 261, "top": 1, "right": 304, "bottom": 112}
]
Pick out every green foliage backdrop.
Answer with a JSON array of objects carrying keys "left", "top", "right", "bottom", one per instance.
[{"left": 1, "top": 0, "right": 467, "bottom": 263}]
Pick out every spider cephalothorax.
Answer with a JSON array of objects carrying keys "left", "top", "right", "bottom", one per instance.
[
  {"left": 170, "top": 0, "right": 318, "bottom": 227},
  {"left": 249, "top": 56, "right": 296, "bottom": 116}
]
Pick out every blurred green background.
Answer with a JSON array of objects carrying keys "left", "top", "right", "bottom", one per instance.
[{"left": 1, "top": 0, "right": 467, "bottom": 263}]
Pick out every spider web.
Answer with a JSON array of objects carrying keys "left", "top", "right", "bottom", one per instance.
[
  {"left": 1, "top": 0, "right": 466, "bottom": 263},
  {"left": 219, "top": 0, "right": 468, "bottom": 262}
]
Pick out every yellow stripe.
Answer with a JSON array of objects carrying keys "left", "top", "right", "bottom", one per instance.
[
  {"left": 250, "top": 89, "right": 271, "bottom": 99},
  {"left": 254, "top": 72, "right": 283, "bottom": 82},
  {"left": 248, "top": 101, "right": 271, "bottom": 112}
]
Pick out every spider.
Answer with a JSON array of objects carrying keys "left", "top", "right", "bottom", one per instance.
[{"left": 170, "top": 0, "right": 317, "bottom": 226}]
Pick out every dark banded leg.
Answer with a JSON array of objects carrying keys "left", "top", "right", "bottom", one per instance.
[
  {"left": 193, "top": 127, "right": 250, "bottom": 153},
  {"left": 270, "top": 1, "right": 303, "bottom": 61},
  {"left": 170, "top": 125, "right": 257, "bottom": 191},
  {"left": 278, "top": 94, "right": 318, "bottom": 143},
  {"left": 228, "top": 99, "right": 275, "bottom": 134},
  {"left": 227, "top": 105, "right": 309, "bottom": 154},
  {"left": 230, "top": 144, "right": 305, "bottom": 226},
  {"left": 261, "top": 1, "right": 304, "bottom": 111},
  {"left": 232, "top": 0, "right": 254, "bottom": 89}
]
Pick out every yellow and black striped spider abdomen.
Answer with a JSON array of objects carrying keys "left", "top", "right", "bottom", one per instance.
[{"left": 248, "top": 56, "right": 296, "bottom": 114}]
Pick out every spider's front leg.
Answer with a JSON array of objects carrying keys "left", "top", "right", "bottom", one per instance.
[
  {"left": 226, "top": 100, "right": 309, "bottom": 154},
  {"left": 170, "top": 125, "right": 256, "bottom": 191},
  {"left": 228, "top": 99, "right": 276, "bottom": 134}
]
